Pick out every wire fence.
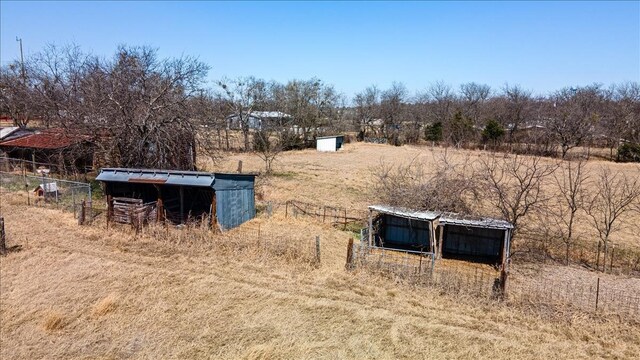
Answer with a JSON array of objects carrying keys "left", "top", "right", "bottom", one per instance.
[
  {"left": 104, "top": 218, "right": 321, "bottom": 267},
  {"left": 519, "top": 231, "right": 640, "bottom": 276},
  {"left": 509, "top": 274, "right": 640, "bottom": 319},
  {"left": 349, "top": 242, "right": 640, "bottom": 320},
  {"left": 256, "top": 199, "right": 367, "bottom": 231},
  {"left": 0, "top": 171, "right": 93, "bottom": 221},
  {"left": 0, "top": 156, "right": 92, "bottom": 178}
]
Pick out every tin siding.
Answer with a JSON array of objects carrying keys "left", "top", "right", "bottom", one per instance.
[
  {"left": 382, "top": 215, "right": 431, "bottom": 250},
  {"left": 216, "top": 188, "right": 255, "bottom": 230},
  {"left": 442, "top": 225, "right": 504, "bottom": 258}
]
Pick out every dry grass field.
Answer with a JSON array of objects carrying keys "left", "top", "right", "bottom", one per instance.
[
  {"left": 206, "top": 142, "right": 640, "bottom": 250},
  {"left": 1, "top": 142, "right": 640, "bottom": 359}
]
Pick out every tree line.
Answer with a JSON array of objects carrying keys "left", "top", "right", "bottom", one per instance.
[
  {"left": 372, "top": 150, "right": 640, "bottom": 270},
  {"left": 354, "top": 81, "right": 640, "bottom": 161},
  {"left": 1, "top": 44, "right": 639, "bottom": 171}
]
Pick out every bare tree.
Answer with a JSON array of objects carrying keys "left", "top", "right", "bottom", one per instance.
[
  {"left": 585, "top": 167, "right": 640, "bottom": 271},
  {"left": 459, "top": 82, "right": 491, "bottom": 128},
  {"left": 498, "top": 84, "right": 533, "bottom": 147},
  {"left": 478, "top": 154, "right": 558, "bottom": 245},
  {"left": 548, "top": 158, "right": 589, "bottom": 265},
  {"left": 217, "top": 76, "right": 268, "bottom": 151},
  {"left": 547, "top": 85, "right": 603, "bottom": 159},
  {"left": 0, "top": 63, "right": 34, "bottom": 128},
  {"left": 354, "top": 85, "right": 380, "bottom": 139},
  {"left": 425, "top": 81, "right": 455, "bottom": 129},
  {"left": 372, "top": 150, "right": 480, "bottom": 214},
  {"left": 380, "top": 82, "right": 408, "bottom": 145}
]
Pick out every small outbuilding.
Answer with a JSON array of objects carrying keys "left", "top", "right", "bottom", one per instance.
[
  {"left": 96, "top": 168, "right": 256, "bottom": 230},
  {"left": 33, "top": 182, "right": 59, "bottom": 197},
  {"left": 366, "top": 205, "right": 513, "bottom": 267},
  {"left": 316, "top": 135, "right": 344, "bottom": 152}
]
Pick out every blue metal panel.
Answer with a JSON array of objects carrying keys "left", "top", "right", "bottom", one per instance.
[
  {"left": 382, "top": 215, "right": 431, "bottom": 249},
  {"left": 216, "top": 188, "right": 256, "bottom": 230},
  {"left": 213, "top": 173, "right": 256, "bottom": 190}
]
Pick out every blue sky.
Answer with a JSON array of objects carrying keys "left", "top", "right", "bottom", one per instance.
[{"left": 1, "top": 1, "right": 638, "bottom": 98}]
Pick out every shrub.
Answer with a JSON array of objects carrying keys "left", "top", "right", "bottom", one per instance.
[
  {"left": 617, "top": 143, "right": 640, "bottom": 162},
  {"left": 424, "top": 122, "right": 443, "bottom": 142}
]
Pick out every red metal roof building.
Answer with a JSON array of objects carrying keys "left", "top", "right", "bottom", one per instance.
[{"left": 0, "top": 128, "right": 85, "bottom": 149}]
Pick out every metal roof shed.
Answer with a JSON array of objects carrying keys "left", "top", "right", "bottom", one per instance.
[
  {"left": 96, "top": 168, "right": 256, "bottom": 230},
  {"left": 366, "top": 204, "right": 513, "bottom": 268},
  {"left": 366, "top": 205, "right": 440, "bottom": 253},
  {"left": 316, "top": 135, "right": 344, "bottom": 152},
  {"left": 437, "top": 213, "right": 513, "bottom": 266}
]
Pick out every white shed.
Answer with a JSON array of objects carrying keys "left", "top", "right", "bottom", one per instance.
[{"left": 316, "top": 135, "right": 344, "bottom": 152}]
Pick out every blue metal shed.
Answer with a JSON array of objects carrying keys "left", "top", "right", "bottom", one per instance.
[
  {"left": 97, "top": 168, "right": 256, "bottom": 230},
  {"left": 367, "top": 205, "right": 513, "bottom": 267}
]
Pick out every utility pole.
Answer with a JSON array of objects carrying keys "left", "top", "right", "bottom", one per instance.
[{"left": 16, "top": 37, "right": 26, "bottom": 81}]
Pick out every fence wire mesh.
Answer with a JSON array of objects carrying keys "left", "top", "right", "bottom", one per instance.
[
  {"left": 350, "top": 242, "right": 640, "bottom": 320},
  {"left": 0, "top": 171, "right": 92, "bottom": 219}
]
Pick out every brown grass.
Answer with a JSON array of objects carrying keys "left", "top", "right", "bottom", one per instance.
[
  {"left": 91, "top": 294, "right": 119, "bottom": 317},
  {"left": 203, "top": 142, "right": 640, "bottom": 251},
  {"left": 1, "top": 199, "right": 640, "bottom": 359},
  {"left": 1, "top": 142, "right": 639, "bottom": 358},
  {"left": 42, "top": 311, "right": 65, "bottom": 332}
]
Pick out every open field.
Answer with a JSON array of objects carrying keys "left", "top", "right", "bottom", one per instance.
[
  {"left": 204, "top": 142, "right": 640, "bottom": 251},
  {"left": 1, "top": 142, "right": 640, "bottom": 359},
  {"left": 1, "top": 201, "right": 640, "bottom": 359}
]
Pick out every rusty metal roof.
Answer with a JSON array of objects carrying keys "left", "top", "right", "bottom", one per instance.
[{"left": 0, "top": 129, "right": 86, "bottom": 149}]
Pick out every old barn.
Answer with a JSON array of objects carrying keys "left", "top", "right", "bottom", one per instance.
[
  {"left": 366, "top": 205, "right": 513, "bottom": 267},
  {"left": 97, "top": 168, "right": 256, "bottom": 230}
]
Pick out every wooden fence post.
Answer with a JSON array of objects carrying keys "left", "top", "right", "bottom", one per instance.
[
  {"left": 596, "top": 242, "right": 601, "bottom": 271},
  {"left": 499, "top": 268, "right": 509, "bottom": 300},
  {"left": 610, "top": 247, "right": 615, "bottom": 273},
  {"left": 345, "top": 237, "right": 354, "bottom": 270},
  {"left": 315, "top": 235, "right": 321, "bottom": 264},
  {"left": 0, "top": 217, "right": 6, "bottom": 255},
  {"left": 78, "top": 200, "right": 86, "bottom": 226},
  {"left": 595, "top": 277, "right": 601, "bottom": 311}
]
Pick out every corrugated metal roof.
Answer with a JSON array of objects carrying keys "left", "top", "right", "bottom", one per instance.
[
  {"left": 250, "top": 111, "right": 292, "bottom": 118},
  {"left": 439, "top": 212, "right": 513, "bottom": 230},
  {"left": 368, "top": 204, "right": 513, "bottom": 230},
  {"left": 316, "top": 135, "right": 344, "bottom": 140},
  {"left": 0, "top": 129, "right": 86, "bottom": 149},
  {"left": 0, "top": 127, "right": 19, "bottom": 140},
  {"left": 97, "top": 168, "right": 216, "bottom": 187},
  {"left": 97, "top": 168, "right": 257, "bottom": 188},
  {"left": 368, "top": 205, "right": 440, "bottom": 221}
]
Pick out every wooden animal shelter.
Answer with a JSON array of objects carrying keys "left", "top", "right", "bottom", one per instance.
[{"left": 97, "top": 168, "right": 256, "bottom": 230}]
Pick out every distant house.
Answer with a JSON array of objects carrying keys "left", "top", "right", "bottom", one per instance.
[
  {"left": 226, "top": 111, "right": 293, "bottom": 131},
  {"left": 0, "top": 128, "right": 94, "bottom": 173},
  {"left": 316, "top": 135, "right": 344, "bottom": 152},
  {"left": 365, "top": 205, "right": 513, "bottom": 267}
]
